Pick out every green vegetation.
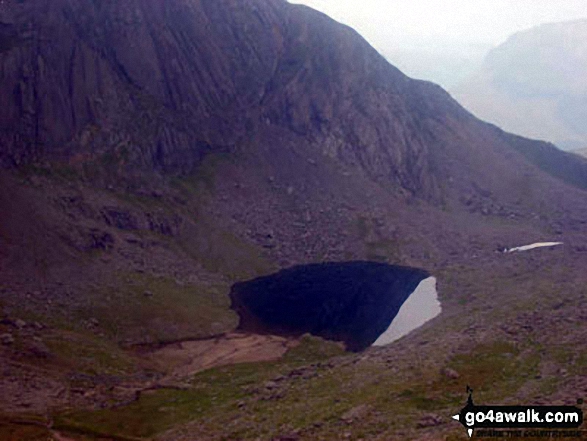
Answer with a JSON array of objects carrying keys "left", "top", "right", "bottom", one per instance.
[
  {"left": 446, "top": 341, "right": 540, "bottom": 401},
  {"left": 52, "top": 336, "right": 541, "bottom": 440},
  {"left": 57, "top": 388, "right": 218, "bottom": 439},
  {"left": 44, "top": 331, "right": 138, "bottom": 377},
  {"left": 78, "top": 273, "right": 238, "bottom": 344},
  {"left": 283, "top": 335, "right": 346, "bottom": 363},
  {"left": 2, "top": 147, "right": 583, "bottom": 440},
  {"left": 175, "top": 216, "right": 277, "bottom": 280},
  {"left": 180, "top": 149, "right": 233, "bottom": 193},
  {"left": 107, "top": 150, "right": 277, "bottom": 280},
  {"left": 5, "top": 257, "right": 583, "bottom": 441},
  {"left": 355, "top": 216, "right": 402, "bottom": 263},
  {"left": 18, "top": 163, "right": 81, "bottom": 183},
  {"left": 54, "top": 336, "right": 347, "bottom": 439}
]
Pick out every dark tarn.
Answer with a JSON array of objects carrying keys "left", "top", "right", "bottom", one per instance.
[{"left": 230, "top": 261, "right": 428, "bottom": 351}]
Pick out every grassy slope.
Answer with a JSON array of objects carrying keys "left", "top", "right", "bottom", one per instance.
[
  {"left": 2, "top": 153, "right": 274, "bottom": 341},
  {"left": 39, "top": 248, "right": 587, "bottom": 441},
  {"left": 0, "top": 160, "right": 278, "bottom": 425},
  {"left": 53, "top": 336, "right": 347, "bottom": 439},
  {"left": 2, "top": 159, "right": 587, "bottom": 440}
]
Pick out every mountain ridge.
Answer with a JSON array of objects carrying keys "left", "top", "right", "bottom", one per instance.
[
  {"left": 2, "top": 0, "right": 587, "bottom": 200},
  {"left": 452, "top": 18, "right": 587, "bottom": 151}
]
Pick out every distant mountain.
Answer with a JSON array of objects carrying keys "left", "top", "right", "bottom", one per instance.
[
  {"left": 452, "top": 19, "right": 587, "bottom": 151},
  {"left": 385, "top": 41, "right": 490, "bottom": 89}
]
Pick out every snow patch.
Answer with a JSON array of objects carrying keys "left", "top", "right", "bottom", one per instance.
[{"left": 505, "top": 242, "right": 563, "bottom": 253}]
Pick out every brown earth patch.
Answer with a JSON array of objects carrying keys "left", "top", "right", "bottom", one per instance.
[{"left": 144, "top": 332, "right": 299, "bottom": 381}]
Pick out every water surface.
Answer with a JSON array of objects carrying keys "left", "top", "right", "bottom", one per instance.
[
  {"left": 373, "top": 277, "right": 441, "bottom": 346},
  {"left": 230, "top": 261, "right": 429, "bottom": 351}
]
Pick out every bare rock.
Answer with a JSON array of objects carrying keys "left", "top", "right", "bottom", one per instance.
[
  {"left": 340, "top": 404, "right": 370, "bottom": 424},
  {"left": 28, "top": 340, "right": 52, "bottom": 358},
  {"left": 1, "top": 333, "right": 15, "bottom": 345},
  {"left": 418, "top": 414, "right": 443, "bottom": 428},
  {"left": 264, "top": 381, "right": 279, "bottom": 391},
  {"left": 441, "top": 367, "right": 460, "bottom": 380}
]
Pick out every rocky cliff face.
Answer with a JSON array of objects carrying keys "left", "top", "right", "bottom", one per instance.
[
  {"left": 5, "top": 0, "right": 586, "bottom": 203},
  {"left": 1, "top": 0, "right": 448, "bottom": 197},
  {"left": 0, "top": 0, "right": 287, "bottom": 170}
]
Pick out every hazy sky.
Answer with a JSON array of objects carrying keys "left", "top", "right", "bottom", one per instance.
[{"left": 289, "top": 0, "right": 587, "bottom": 87}]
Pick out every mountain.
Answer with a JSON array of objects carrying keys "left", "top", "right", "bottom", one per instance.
[
  {"left": 452, "top": 19, "right": 587, "bottom": 151},
  {"left": 1, "top": 1, "right": 587, "bottom": 440},
  {"left": 576, "top": 148, "right": 587, "bottom": 158},
  {"left": 385, "top": 40, "right": 490, "bottom": 89}
]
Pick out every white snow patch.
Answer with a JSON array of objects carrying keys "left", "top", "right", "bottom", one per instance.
[{"left": 505, "top": 242, "right": 563, "bottom": 253}]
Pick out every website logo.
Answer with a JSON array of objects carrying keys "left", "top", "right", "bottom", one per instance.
[{"left": 452, "top": 386, "right": 584, "bottom": 438}]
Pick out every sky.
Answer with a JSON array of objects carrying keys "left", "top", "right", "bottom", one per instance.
[{"left": 289, "top": 0, "right": 587, "bottom": 87}]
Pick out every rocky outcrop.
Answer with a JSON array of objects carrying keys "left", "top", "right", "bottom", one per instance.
[
  {"left": 230, "top": 262, "right": 428, "bottom": 351},
  {"left": 0, "top": 0, "right": 288, "bottom": 170},
  {"left": 5, "top": 0, "right": 586, "bottom": 204}
]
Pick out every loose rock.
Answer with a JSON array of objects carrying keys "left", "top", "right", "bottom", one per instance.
[
  {"left": 418, "top": 414, "right": 443, "bottom": 428},
  {"left": 441, "top": 367, "right": 460, "bottom": 380},
  {"left": 341, "top": 405, "right": 370, "bottom": 423},
  {"left": 1, "top": 333, "right": 15, "bottom": 345},
  {"left": 264, "top": 381, "right": 279, "bottom": 391}
]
